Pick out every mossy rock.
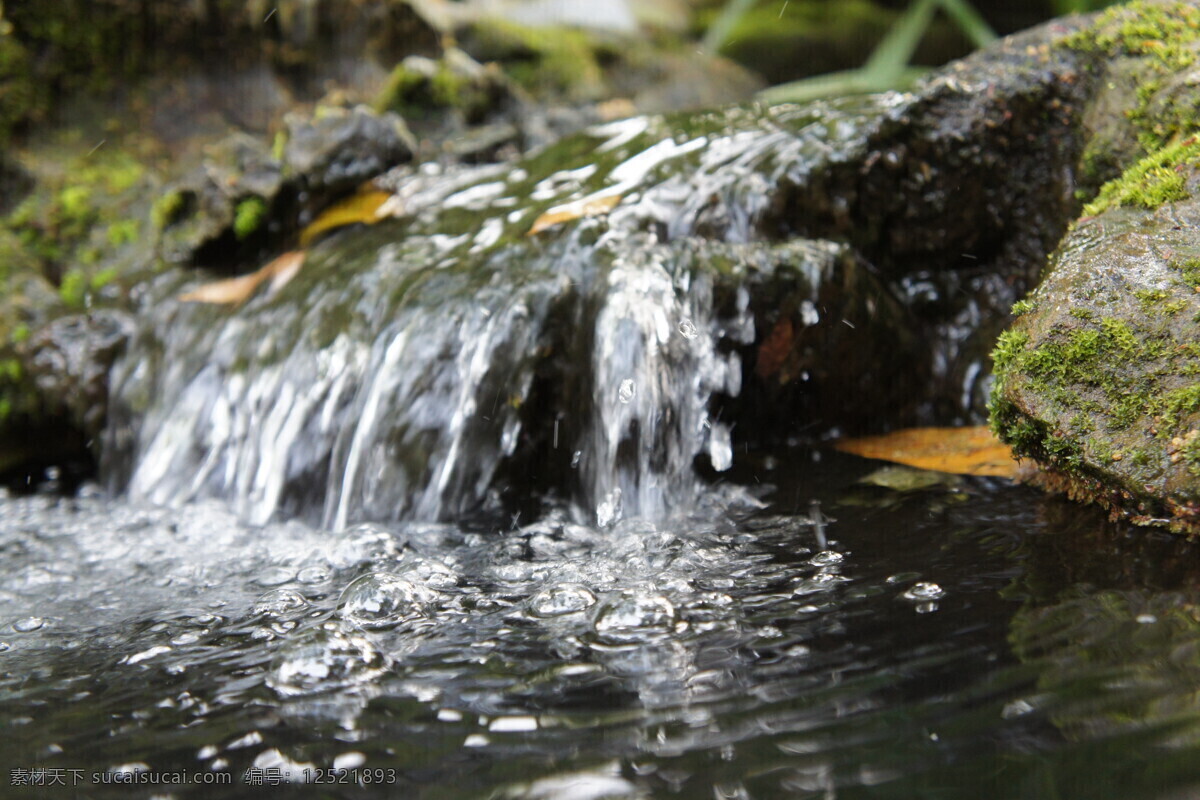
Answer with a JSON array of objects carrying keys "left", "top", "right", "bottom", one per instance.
[
  {"left": 990, "top": 182, "right": 1200, "bottom": 533},
  {"left": 987, "top": 1, "right": 1200, "bottom": 533}
]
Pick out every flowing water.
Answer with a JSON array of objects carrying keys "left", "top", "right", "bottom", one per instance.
[
  {"left": 5, "top": 99, "right": 1199, "bottom": 797},
  {"left": 4, "top": 453, "right": 1200, "bottom": 798}
]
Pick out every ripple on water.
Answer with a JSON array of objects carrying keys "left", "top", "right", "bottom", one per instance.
[
  {"left": 267, "top": 626, "right": 390, "bottom": 698},
  {"left": 338, "top": 573, "right": 439, "bottom": 629}
]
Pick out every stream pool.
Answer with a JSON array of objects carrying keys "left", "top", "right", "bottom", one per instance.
[{"left": 3, "top": 447, "right": 1199, "bottom": 799}]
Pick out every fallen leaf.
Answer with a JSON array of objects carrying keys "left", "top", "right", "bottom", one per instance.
[
  {"left": 527, "top": 193, "right": 622, "bottom": 236},
  {"left": 299, "top": 190, "right": 392, "bottom": 247},
  {"left": 833, "top": 426, "right": 1020, "bottom": 478},
  {"left": 178, "top": 250, "right": 306, "bottom": 306},
  {"left": 755, "top": 317, "right": 794, "bottom": 379},
  {"left": 858, "top": 465, "right": 962, "bottom": 492}
]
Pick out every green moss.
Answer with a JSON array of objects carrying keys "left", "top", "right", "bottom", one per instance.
[
  {"left": 1082, "top": 136, "right": 1200, "bottom": 217},
  {"left": 1065, "top": 1, "right": 1200, "bottom": 153},
  {"left": 233, "top": 196, "right": 266, "bottom": 240},
  {"left": 1171, "top": 257, "right": 1200, "bottom": 289},
  {"left": 1011, "top": 298, "right": 1036, "bottom": 316},
  {"left": 105, "top": 217, "right": 138, "bottom": 247},
  {"left": 1158, "top": 384, "right": 1200, "bottom": 428},
  {"left": 151, "top": 189, "right": 186, "bottom": 230},
  {"left": 58, "top": 268, "right": 86, "bottom": 309},
  {"left": 466, "top": 19, "right": 603, "bottom": 100}
]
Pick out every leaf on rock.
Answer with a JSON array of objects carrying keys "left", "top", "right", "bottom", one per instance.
[
  {"left": 299, "top": 190, "right": 392, "bottom": 246},
  {"left": 833, "top": 426, "right": 1019, "bottom": 478},
  {"left": 178, "top": 250, "right": 306, "bottom": 306},
  {"left": 527, "top": 193, "right": 622, "bottom": 236}
]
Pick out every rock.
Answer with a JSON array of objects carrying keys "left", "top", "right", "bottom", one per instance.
[
  {"left": 283, "top": 106, "right": 416, "bottom": 200},
  {"left": 990, "top": 189, "right": 1200, "bottom": 534},
  {"left": 989, "top": 1, "right": 1200, "bottom": 533},
  {"left": 157, "top": 106, "right": 415, "bottom": 266},
  {"left": 26, "top": 310, "right": 133, "bottom": 438}
]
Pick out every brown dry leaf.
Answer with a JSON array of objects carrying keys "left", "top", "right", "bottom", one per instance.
[
  {"left": 178, "top": 250, "right": 306, "bottom": 306},
  {"left": 299, "top": 190, "right": 392, "bottom": 247},
  {"left": 527, "top": 193, "right": 622, "bottom": 236},
  {"left": 833, "top": 426, "right": 1020, "bottom": 478}
]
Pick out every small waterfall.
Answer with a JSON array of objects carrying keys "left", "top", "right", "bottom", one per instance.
[{"left": 105, "top": 99, "right": 893, "bottom": 526}]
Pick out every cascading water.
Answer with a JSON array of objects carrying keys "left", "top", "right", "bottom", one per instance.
[{"left": 105, "top": 100, "right": 886, "bottom": 527}]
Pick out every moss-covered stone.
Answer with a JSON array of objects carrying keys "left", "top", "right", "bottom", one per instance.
[
  {"left": 460, "top": 19, "right": 606, "bottom": 102},
  {"left": 990, "top": 186, "right": 1200, "bottom": 533}
]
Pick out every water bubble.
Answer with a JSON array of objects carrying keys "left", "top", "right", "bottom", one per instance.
[
  {"left": 0, "top": 642, "right": 10, "bottom": 652},
  {"left": 808, "top": 551, "right": 844, "bottom": 567},
  {"left": 338, "top": 573, "right": 438, "bottom": 629},
  {"left": 327, "top": 524, "right": 403, "bottom": 569},
  {"left": 254, "top": 567, "right": 295, "bottom": 587},
  {"left": 253, "top": 589, "right": 309, "bottom": 617},
  {"left": 267, "top": 628, "right": 389, "bottom": 698},
  {"left": 297, "top": 565, "right": 332, "bottom": 584},
  {"left": 593, "top": 591, "right": 675, "bottom": 642},
  {"left": 617, "top": 379, "right": 635, "bottom": 404},
  {"left": 678, "top": 319, "right": 698, "bottom": 339},
  {"left": 901, "top": 582, "right": 945, "bottom": 601},
  {"left": 529, "top": 584, "right": 597, "bottom": 618},
  {"left": 13, "top": 617, "right": 45, "bottom": 633}
]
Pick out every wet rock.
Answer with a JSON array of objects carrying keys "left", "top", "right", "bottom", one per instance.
[
  {"left": 283, "top": 106, "right": 415, "bottom": 201},
  {"left": 989, "top": 2, "right": 1200, "bottom": 533},
  {"left": 157, "top": 106, "right": 414, "bottom": 266},
  {"left": 25, "top": 310, "right": 133, "bottom": 438},
  {"left": 989, "top": 191, "right": 1200, "bottom": 533}
]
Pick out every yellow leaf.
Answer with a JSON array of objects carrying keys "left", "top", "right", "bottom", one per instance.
[
  {"left": 527, "top": 193, "right": 622, "bottom": 236},
  {"left": 833, "top": 426, "right": 1020, "bottom": 478},
  {"left": 299, "top": 190, "right": 392, "bottom": 247},
  {"left": 178, "top": 250, "right": 306, "bottom": 306}
]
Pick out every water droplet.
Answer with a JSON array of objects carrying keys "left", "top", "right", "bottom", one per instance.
[
  {"left": 1001, "top": 699, "right": 1035, "bottom": 719},
  {"left": 596, "top": 489, "right": 623, "bottom": 528},
  {"left": 108, "top": 763, "right": 149, "bottom": 777},
  {"left": 267, "top": 628, "right": 389, "bottom": 698},
  {"left": 338, "top": 573, "right": 438, "bottom": 629},
  {"left": 123, "top": 645, "right": 172, "bottom": 665},
  {"left": 618, "top": 379, "right": 635, "bottom": 404},
  {"left": 571, "top": 450, "right": 582, "bottom": 469},
  {"left": 593, "top": 591, "right": 675, "bottom": 642},
  {"left": 253, "top": 589, "right": 309, "bottom": 617},
  {"left": 529, "top": 584, "right": 597, "bottom": 618},
  {"left": 333, "top": 752, "right": 367, "bottom": 770},
  {"left": 13, "top": 617, "right": 45, "bottom": 633},
  {"left": 254, "top": 567, "right": 295, "bottom": 587},
  {"left": 678, "top": 319, "right": 698, "bottom": 339},
  {"left": 901, "top": 582, "right": 945, "bottom": 601},
  {"left": 808, "top": 551, "right": 844, "bottom": 567}
]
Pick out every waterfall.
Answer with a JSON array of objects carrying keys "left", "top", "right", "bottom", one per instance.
[{"left": 104, "top": 100, "right": 890, "bottom": 527}]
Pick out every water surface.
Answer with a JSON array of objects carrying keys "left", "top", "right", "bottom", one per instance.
[{"left": 4, "top": 448, "right": 1199, "bottom": 798}]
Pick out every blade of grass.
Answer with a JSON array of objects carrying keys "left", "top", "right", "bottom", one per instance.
[
  {"left": 937, "top": 0, "right": 998, "bottom": 48},
  {"left": 863, "top": 0, "right": 937, "bottom": 78},
  {"left": 702, "top": 0, "right": 757, "bottom": 53}
]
